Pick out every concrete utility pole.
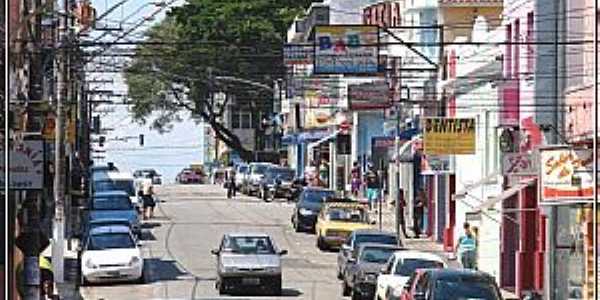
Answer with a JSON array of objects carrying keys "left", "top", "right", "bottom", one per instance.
[{"left": 52, "top": 0, "right": 69, "bottom": 284}]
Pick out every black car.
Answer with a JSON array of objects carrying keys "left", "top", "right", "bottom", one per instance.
[
  {"left": 291, "top": 187, "right": 337, "bottom": 232},
  {"left": 258, "top": 167, "right": 296, "bottom": 201},
  {"left": 337, "top": 229, "right": 400, "bottom": 281}
]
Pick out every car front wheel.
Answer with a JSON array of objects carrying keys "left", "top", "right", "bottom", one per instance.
[{"left": 270, "top": 276, "right": 282, "bottom": 296}]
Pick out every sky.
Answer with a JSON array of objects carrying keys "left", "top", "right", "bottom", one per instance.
[{"left": 88, "top": 0, "right": 205, "bottom": 183}]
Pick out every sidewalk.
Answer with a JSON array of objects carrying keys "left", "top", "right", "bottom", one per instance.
[
  {"left": 369, "top": 204, "right": 519, "bottom": 300},
  {"left": 41, "top": 239, "right": 84, "bottom": 300}
]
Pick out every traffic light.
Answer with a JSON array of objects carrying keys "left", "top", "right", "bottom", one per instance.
[
  {"left": 98, "top": 136, "right": 106, "bottom": 147},
  {"left": 139, "top": 134, "right": 144, "bottom": 146}
]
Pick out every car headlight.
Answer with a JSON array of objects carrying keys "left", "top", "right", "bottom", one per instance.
[
  {"left": 85, "top": 259, "right": 98, "bottom": 269},
  {"left": 129, "top": 256, "right": 141, "bottom": 266},
  {"left": 264, "top": 266, "right": 280, "bottom": 273},
  {"left": 299, "top": 208, "right": 314, "bottom": 215}
]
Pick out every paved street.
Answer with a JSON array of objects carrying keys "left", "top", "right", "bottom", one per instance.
[{"left": 81, "top": 184, "right": 345, "bottom": 300}]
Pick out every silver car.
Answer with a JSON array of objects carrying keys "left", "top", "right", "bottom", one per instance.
[{"left": 211, "top": 233, "right": 288, "bottom": 295}]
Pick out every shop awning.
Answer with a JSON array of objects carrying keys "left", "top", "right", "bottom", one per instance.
[
  {"left": 281, "top": 134, "right": 298, "bottom": 145},
  {"left": 297, "top": 130, "right": 330, "bottom": 143},
  {"left": 474, "top": 180, "right": 535, "bottom": 212},
  {"left": 308, "top": 129, "right": 341, "bottom": 151}
]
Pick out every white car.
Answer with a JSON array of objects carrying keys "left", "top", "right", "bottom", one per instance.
[
  {"left": 80, "top": 225, "right": 144, "bottom": 285},
  {"left": 375, "top": 251, "right": 446, "bottom": 300}
]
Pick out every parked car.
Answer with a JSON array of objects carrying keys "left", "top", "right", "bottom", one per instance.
[
  {"left": 176, "top": 168, "right": 203, "bottom": 184},
  {"left": 211, "top": 233, "right": 288, "bottom": 295},
  {"left": 258, "top": 166, "right": 296, "bottom": 201},
  {"left": 342, "top": 243, "right": 404, "bottom": 300},
  {"left": 88, "top": 191, "right": 141, "bottom": 236},
  {"left": 395, "top": 268, "right": 503, "bottom": 300},
  {"left": 92, "top": 171, "right": 140, "bottom": 212},
  {"left": 375, "top": 251, "right": 446, "bottom": 300},
  {"left": 337, "top": 229, "right": 400, "bottom": 281},
  {"left": 291, "top": 187, "right": 337, "bottom": 232},
  {"left": 133, "top": 169, "right": 162, "bottom": 185},
  {"left": 80, "top": 225, "right": 144, "bottom": 285},
  {"left": 243, "top": 163, "right": 274, "bottom": 196},
  {"left": 315, "top": 202, "right": 375, "bottom": 251},
  {"left": 83, "top": 218, "right": 137, "bottom": 241},
  {"left": 234, "top": 164, "right": 249, "bottom": 191}
]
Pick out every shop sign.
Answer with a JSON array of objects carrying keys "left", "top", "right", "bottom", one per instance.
[
  {"left": 540, "top": 147, "right": 596, "bottom": 203},
  {"left": 283, "top": 44, "right": 313, "bottom": 65},
  {"left": 502, "top": 152, "right": 537, "bottom": 176},
  {"left": 423, "top": 118, "right": 476, "bottom": 155},
  {"left": 0, "top": 140, "right": 45, "bottom": 189},
  {"left": 348, "top": 80, "right": 391, "bottom": 110},
  {"left": 314, "top": 25, "right": 380, "bottom": 74}
]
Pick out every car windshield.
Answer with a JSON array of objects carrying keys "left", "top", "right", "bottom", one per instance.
[
  {"left": 326, "top": 207, "right": 368, "bottom": 222},
  {"left": 355, "top": 234, "right": 398, "bottom": 248},
  {"left": 360, "top": 247, "right": 397, "bottom": 263},
  {"left": 303, "top": 190, "right": 336, "bottom": 203},
  {"left": 394, "top": 259, "right": 444, "bottom": 276},
  {"left": 224, "top": 236, "right": 276, "bottom": 255},
  {"left": 88, "top": 233, "right": 135, "bottom": 250},
  {"left": 270, "top": 169, "right": 295, "bottom": 181},
  {"left": 95, "top": 180, "right": 135, "bottom": 196},
  {"left": 433, "top": 276, "right": 501, "bottom": 300},
  {"left": 92, "top": 197, "right": 132, "bottom": 210},
  {"left": 252, "top": 165, "right": 269, "bottom": 174},
  {"left": 238, "top": 166, "right": 248, "bottom": 173}
]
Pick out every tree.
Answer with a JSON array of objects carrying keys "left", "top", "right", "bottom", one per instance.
[{"left": 124, "top": 0, "right": 315, "bottom": 161}]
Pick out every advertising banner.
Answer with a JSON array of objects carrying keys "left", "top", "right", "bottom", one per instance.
[
  {"left": 503, "top": 152, "right": 538, "bottom": 176},
  {"left": 314, "top": 25, "right": 379, "bottom": 74},
  {"left": 0, "top": 140, "right": 45, "bottom": 189},
  {"left": 283, "top": 44, "right": 313, "bottom": 65},
  {"left": 348, "top": 80, "right": 391, "bottom": 110},
  {"left": 540, "top": 147, "right": 595, "bottom": 203},
  {"left": 423, "top": 118, "right": 476, "bottom": 155}
]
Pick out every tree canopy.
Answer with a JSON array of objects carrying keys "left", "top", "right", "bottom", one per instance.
[{"left": 124, "top": 0, "right": 314, "bottom": 161}]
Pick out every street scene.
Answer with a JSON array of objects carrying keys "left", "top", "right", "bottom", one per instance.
[{"left": 5, "top": 0, "right": 600, "bottom": 300}]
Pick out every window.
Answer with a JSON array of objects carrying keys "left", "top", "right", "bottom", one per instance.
[
  {"left": 513, "top": 19, "right": 520, "bottom": 79},
  {"left": 566, "top": 0, "right": 585, "bottom": 88},
  {"left": 526, "top": 12, "right": 534, "bottom": 73},
  {"left": 232, "top": 111, "right": 252, "bottom": 129}
]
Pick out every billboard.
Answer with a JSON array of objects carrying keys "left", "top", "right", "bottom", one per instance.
[
  {"left": 314, "top": 25, "right": 379, "bottom": 74},
  {"left": 423, "top": 118, "right": 476, "bottom": 155},
  {"left": 283, "top": 44, "right": 313, "bottom": 65},
  {"left": 540, "top": 147, "right": 595, "bottom": 203},
  {"left": 0, "top": 140, "right": 45, "bottom": 189},
  {"left": 348, "top": 80, "right": 391, "bottom": 110}
]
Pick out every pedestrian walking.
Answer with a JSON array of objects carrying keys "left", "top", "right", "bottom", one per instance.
[
  {"left": 351, "top": 161, "right": 361, "bottom": 197},
  {"left": 365, "top": 164, "right": 380, "bottom": 211},
  {"left": 413, "top": 188, "right": 425, "bottom": 237},
  {"left": 142, "top": 183, "right": 156, "bottom": 220},
  {"left": 398, "top": 188, "right": 409, "bottom": 238},
  {"left": 227, "top": 168, "right": 236, "bottom": 199},
  {"left": 455, "top": 222, "right": 478, "bottom": 269}
]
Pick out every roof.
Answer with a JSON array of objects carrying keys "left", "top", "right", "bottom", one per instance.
[
  {"left": 393, "top": 250, "right": 445, "bottom": 262},
  {"left": 89, "top": 225, "right": 132, "bottom": 235},
  {"left": 93, "top": 171, "right": 134, "bottom": 182},
  {"left": 93, "top": 191, "right": 130, "bottom": 198},
  {"left": 353, "top": 229, "right": 396, "bottom": 236},
  {"left": 226, "top": 232, "right": 270, "bottom": 238},
  {"left": 89, "top": 218, "right": 130, "bottom": 224},
  {"left": 358, "top": 242, "right": 403, "bottom": 251},
  {"left": 426, "top": 268, "right": 495, "bottom": 280}
]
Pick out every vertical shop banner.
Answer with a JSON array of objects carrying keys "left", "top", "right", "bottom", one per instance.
[
  {"left": 423, "top": 118, "right": 476, "bottom": 155},
  {"left": 0, "top": 140, "right": 45, "bottom": 189},
  {"left": 283, "top": 44, "right": 313, "bottom": 65},
  {"left": 540, "top": 147, "right": 595, "bottom": 203},
  {"left": 314, "top": 25, "right": 379, "bottom": 74},
  {"left": 303, "top": 77, "right": 341, "bottom": 129},
  {"left": 348, "top": 80, "right": 391, "bottom": 110}
]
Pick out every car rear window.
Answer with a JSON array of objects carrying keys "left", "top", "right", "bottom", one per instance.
[
  {"left": 433, "top": 275, "right": 501, "bottom": 300},
  {"left": 92, "top": 198, "right": 133, "bottom": 210},
  {"left": 355, "top": 234, "right": 398, "bottom": 248},
  {"left": 88, "top": 233, "right": 135, "bottom": 250},
  {"left": 95, "top": 180, "right": 135, "bottom": 196},
  {"left": 394, "top": 259, "right": 444, "bottom": 276}
]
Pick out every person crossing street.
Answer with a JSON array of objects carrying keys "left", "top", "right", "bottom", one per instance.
[{"left": 455, "top": 222, "right": 478, "bottom": 269}]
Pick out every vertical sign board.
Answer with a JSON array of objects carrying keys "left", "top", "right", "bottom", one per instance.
[
  {"left": 314, "top": 25, "right": 380, "bottom": 75},
  {"left": 371, "top": 136, "right": 395, "bottom": 171},
  {"left": 423, "top": 118, "right": 476, "bottom": 155},
  {"left": 283, "top": 44, "right": 314, "bottom": 66},
  {"left": 348, "top": 80, "right": 391, "bottom": 110},
  {"left": 0, "top": 140, "right": 45, "bottom": 189},
  {"left": 540, "top": 147, "right": 595, "bottom": 203}
]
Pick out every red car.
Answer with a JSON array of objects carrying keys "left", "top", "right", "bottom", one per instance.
[
  {"left": 176, "top": 168, "right": 204, "bottom": 184},
  {"left": 393, "top": 268, "right": 503, "bottom": 300}
]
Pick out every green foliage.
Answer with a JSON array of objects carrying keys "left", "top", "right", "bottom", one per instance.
[{"left": 125, "top": 0, "right": 314, "bottom": 159}]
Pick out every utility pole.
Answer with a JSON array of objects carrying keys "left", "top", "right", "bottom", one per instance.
[
  {"left": 21, "top": 194, "right": 41, "bottom": 300},
  {"left": 52, "top": 0, "right": 68, "bottom": 284}
]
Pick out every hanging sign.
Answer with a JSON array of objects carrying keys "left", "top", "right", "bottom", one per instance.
[
  {"left": 348, "top": 80, "right": 391, "bottom": 110},
  {"left": 283, "top": 44, "right": 313, "bottom": 65},
  {"left": 423, "top": 118, "right": 476, "bottom": 155},
  {"left": 540, "top": 147, "right": 595, "bottom": 203},
  {"left": 0, "top": 140, "right": 45, "bottom": 189},
  {"left": 314, "top": 25, "right": 380, "bottom": 74}
]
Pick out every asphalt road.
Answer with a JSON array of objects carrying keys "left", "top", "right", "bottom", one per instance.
[{"left": 80, "top": 184, "right": 346, "bottom": 300}]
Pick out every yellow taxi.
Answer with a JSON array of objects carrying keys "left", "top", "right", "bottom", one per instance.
[{"left": 315, "top": 202, "right": 375, "bottom": 251}]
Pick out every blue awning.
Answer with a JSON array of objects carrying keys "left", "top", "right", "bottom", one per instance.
[{"left": 281, "top": 134, "right": 298, "bottom": 145}]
